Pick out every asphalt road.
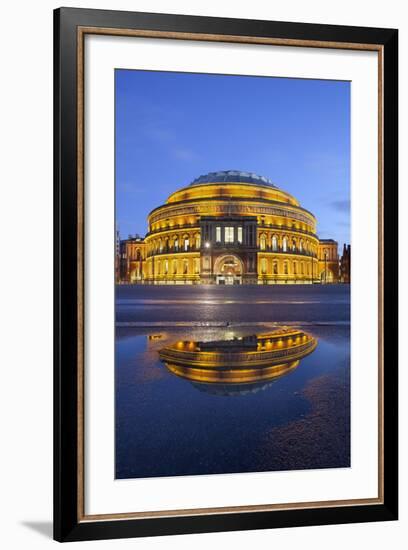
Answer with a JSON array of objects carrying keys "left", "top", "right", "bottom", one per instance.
[{"left": 115, "top": 284, "right": 350, "bottom": 325}]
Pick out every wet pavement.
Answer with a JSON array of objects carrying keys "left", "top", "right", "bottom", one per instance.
[
  {"left": 116, "top": 284, "right": 350, "bottom": 325},
  {"left": 115, "top": 285, "right": 350, "bottom": 479}
]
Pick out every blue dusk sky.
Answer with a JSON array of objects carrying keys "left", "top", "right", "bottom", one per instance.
[{"left": 115, "top": 70, "right": 350, "bottom": 249}]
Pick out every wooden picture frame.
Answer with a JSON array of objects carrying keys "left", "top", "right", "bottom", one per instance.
[{"left": 54, "top": 7, "right": 398, "bottom": 542}]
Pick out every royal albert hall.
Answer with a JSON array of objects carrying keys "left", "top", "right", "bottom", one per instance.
[{"left": 121, "top": 170, "right": 340, "bottom": 285}]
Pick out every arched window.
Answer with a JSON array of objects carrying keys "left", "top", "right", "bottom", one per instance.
[
  {"left": 159, "top": 239, "right": 163, "bottom": 253},
  {"left": 260, "top": 234, "right": 266, "bottom": 250},
  {"left": 174, "top": 238, "right": 179, "bottom": 252},
  {"left": 261, "top": 258, "right": 267, "bottom": 274},
  {"left": 299, "top": 240, "right": 303, "bottom": 253},
  {"left": 273, "top": 262, "right": 278, "bottom": 275},
  {"left": 292, "top": 238, "right": 296, "bottom": 252},
  {"left": 272, "top": 235, "right": 278, "bottom": 251},
  {"left": 184, "top": 236, "right": 189, "bottom": 251},
  {"left": 282, "top": 237, "right": 288, "bottom": 252}
]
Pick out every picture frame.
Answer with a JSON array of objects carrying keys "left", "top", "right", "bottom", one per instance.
[{"left": 54, "top": 7, "right": 398, "bottom": 542}]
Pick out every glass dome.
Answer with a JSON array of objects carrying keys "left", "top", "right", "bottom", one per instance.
[{"left": 189, "top": 170, "right": 278, "bottom": 188}]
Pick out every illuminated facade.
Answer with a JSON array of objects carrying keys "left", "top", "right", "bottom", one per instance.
[
  {"left": 159, "top": 328, "right": 317, "bottom": 395},
  {"left": 117, "top": 170, "right": 349, "bottom": 285}
]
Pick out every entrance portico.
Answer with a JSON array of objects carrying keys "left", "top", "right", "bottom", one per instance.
[{"left": 214, "top": 254, "right": 244, "bottom": 285}]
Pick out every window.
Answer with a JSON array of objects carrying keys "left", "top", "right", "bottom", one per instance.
[
  {"left": 261, "top": 258, "right": 267, "bottom": 274},
  {"left": 273, "top": 262, "right": 278, "bottom": 274},
  {"left": 216, "top": 226, "right": 221, "bottom": 243},
  {"left": 159, "top": 240, "right": 163, "bottom": 253},
  {"left": 272, "top": 235, "right": 278, "bottom": 251},
  {"left": 299, "top": 240, "right": 303, "bottom": 253},
  {"left": 183, "top": 259, "right": 188, "bottom": 274},
  {"left": 195, "top": 234, "right": 200, "bottom": 249},
  {"left": 225, "top": 226, "right": 234, "bottom": 243},
  {"left": 292, "top": 239, "right": 296, "bottom": 251},
  {"left": 184, "top": 237, "right": 189, "bottom": 251},
  {"left": 282, "top": 237, "right": 288, "bottom": 252},
  {"left": 260, "top": 234, "right": 266, "bottom": 250},
  {"left": 194, "top": 258, "right": 200, "bottom": 274},
  {"left": 164, "top": 260, "right": 168, "bottom": 274},
  {"left": 157, "top": 261, "right": 161, "bottom": 275},
  {"left": 237, "top": 226, "right": 243, "bottom": 244},
  {"left": 174, "top": 238, "right": 179, "bottom": 251}
]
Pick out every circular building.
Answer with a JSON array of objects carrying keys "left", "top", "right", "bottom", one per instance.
[
  {"left": 158, "top": 328, "right": 317, "bottom": 394},
  {"left": 142, "top": 170, "right": 320, "bottom": 284}
]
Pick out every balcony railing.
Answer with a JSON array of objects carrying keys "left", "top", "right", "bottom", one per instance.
[
  {"left": 145, "top": 222, "right": 317, "bottom": 239},
  {"left": 257, "top": 222, "right": 317, "bottom": 238},
  {"left": 145, "top": 245, "right": 317, "bottom": 258}
]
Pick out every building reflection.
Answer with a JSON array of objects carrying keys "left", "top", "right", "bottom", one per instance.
[{"left": 159, "top": 327, "right": 317, "bottom": 396}]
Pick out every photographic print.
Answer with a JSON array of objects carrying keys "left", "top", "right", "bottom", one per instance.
[
  {"left": 115, "top": 69, "right": 351, "bottom": 480},
  {"left": 54, "top": 9, "right": 398, "bottom": 540}
]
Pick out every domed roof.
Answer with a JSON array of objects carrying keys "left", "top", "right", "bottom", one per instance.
[{"left": 189, "top": 170, "right": 278, "bottom": 188}]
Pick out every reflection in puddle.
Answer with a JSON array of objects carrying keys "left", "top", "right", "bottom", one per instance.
[{"left": 159, "top": 327, "right": 317, "bottom": 396}]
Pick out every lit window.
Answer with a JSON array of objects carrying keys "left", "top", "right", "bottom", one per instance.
[
  {"left": 237, "top": 227, "right": 243, "bottom": 244},
  {"left": 260, "top": 234, "right": 266, "bottom": 250},
  {"left": 261, "top": 258, "right": 267, "bottom": 274},
  {"left": 174, "top": 238, "right": 179, "bottom": 251},
  {"left": 282, "top": 237, "right": 288, "bottom": 252},
  {"left": 216, "top": 227, "right": 221, "bottom": 242},
  {"left": 195, "top": 235, "right": 200, "bottom": 248},
  {"left": 272, "top": 235, "right": 278, "bottom": 251},
  {"left": 194, "top": 258, "right": 200, "bottom": 274},
  {"left": 225, "top": 227, "right": 234, "bottom": 243},
  {"left": 184, "top": 237, "right": 189, "bottom": 251}
]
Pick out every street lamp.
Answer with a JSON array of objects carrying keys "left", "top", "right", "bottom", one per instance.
[{"left": 204, "top": 242, "right": 213, "bottom": 282}]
